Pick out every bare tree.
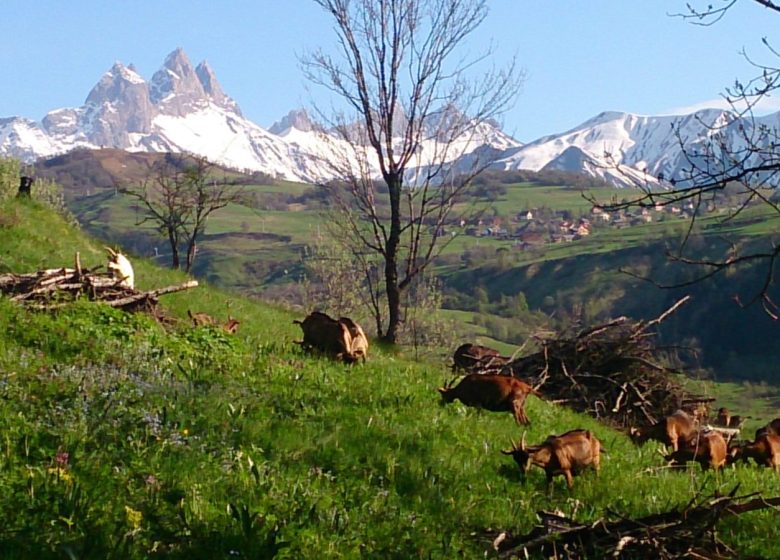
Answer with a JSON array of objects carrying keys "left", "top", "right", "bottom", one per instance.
[
  {"left": 121, "top": 154, "right": 243, "bottom": 272},
  {"left": 302, "top": 0, "right": 523, "bottom": 343},
  {"left": 593, "top": 0, "right": 780, "bottom": 317}
]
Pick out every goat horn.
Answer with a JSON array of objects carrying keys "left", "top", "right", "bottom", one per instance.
[
  {"left": 521, "top": 431, "right": 527, "bottom": 450},
  {"left": 104, "top": 246, "right": 117, "bottom": 257}
]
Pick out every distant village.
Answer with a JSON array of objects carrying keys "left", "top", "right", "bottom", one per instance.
[{"left": 445, "top": 200, "right": 716, "bottom": 249}]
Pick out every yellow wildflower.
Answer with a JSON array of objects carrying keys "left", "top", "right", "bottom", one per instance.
[
  {"left": 47, "top": 466, "right": 72, "bottom": 483},
  {"left": 125, "top": 506, "right": 143, "bottom": 530}
]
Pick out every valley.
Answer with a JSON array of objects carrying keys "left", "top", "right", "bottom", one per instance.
[{"left": 31, "top": 148, "right": 780, "bottom": 384}]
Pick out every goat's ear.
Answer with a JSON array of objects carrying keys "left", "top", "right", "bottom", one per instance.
[
  {"left": 500, "top": 449, "right": 515, "bottom": 455},
  {"left": 437, "top": 387, "right": 448, "bottom": 395}
]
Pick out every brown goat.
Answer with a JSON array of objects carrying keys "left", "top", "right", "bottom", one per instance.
[
  {"left": 222, "top": 317, "right": 241, "bottom": 334},
  {"left": 339, "top": 317, "right": 369, "bottom": 363},
  {"left": 294, "top": 311, "right": 355, "bottom": 363},
  {"left": 756, "top": 418, "right": 780, "bottom": 439},
  {"left": 188, "top": 309, "right": 216, "bottom": 327},
  {"left": 502, "top": 429, "right": 602, "bottom": 489},
  {"left": 665, "top": 430, "right": 727, "bottom": 471},
  {"left": 730, "top": 433, "right": 780, "bottom": 471},
  {"left": 451, "top": 343, "right": 508, "bottom": 373},
  {"left": 438, "top": 374, "right": 540, "bottom": 425},
  {"left": 629, "top": 410, "right": 696, "bottom": 452}
]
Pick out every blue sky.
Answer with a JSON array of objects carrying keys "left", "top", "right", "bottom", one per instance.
[{"left": 1, "top": 1, "right": 777, "bottom": 142}]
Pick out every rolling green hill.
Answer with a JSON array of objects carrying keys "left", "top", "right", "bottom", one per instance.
[
  {"left": 2, "top": 197, "right": 780, "bottom": 557},
  {"left": 33, "top": 149, "right": 780, "bottom": 382}
]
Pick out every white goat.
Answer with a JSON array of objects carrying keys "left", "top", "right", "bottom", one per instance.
[{"left": 105, "top": 247, "right": 135, "bottom": 289}]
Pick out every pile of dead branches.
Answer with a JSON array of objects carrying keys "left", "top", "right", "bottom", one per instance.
[
  {"left": 485, "top": 487, "right": 780, "bottom": 559},
  {"left": 0, "top": 253, "right": 197, "bottom": 319},
  {"left": 504, "top": 297, "right": 700, "bottom": 427}
]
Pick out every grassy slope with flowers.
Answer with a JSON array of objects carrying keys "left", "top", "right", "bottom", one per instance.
[{"left": 1, "top": 198, "right": 780, "bottom": 559}]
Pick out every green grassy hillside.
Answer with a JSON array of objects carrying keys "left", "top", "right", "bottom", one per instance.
[{"left": 2, "top": 198, "right": 780, "bottom": 558}]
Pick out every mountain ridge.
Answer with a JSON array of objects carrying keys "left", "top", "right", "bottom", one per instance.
[{"left": 1, "top": 48, "right": 778, "bottom": 188}]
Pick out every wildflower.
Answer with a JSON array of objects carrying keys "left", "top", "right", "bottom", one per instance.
[
  {"left": 145, "top": 474, "right": 158, "bottom": 487},
  {"left": 55, "top": 451, "right": 69, "bottom": 467},
  {"left": 47, "top": 466, "right": 72, "bottom": 483},
  {"left": 125, "top": 506, "right": 143, "bottom": 530}
]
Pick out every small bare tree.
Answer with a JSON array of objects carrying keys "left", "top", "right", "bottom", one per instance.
[
  {"left": 303, "top": 0, "right": 523, "bottom": 343},
  {"left": 121, "top": 154, "right": 243, "bottom": 272},
  {"left": 594, "top": 0, "right": 780, "bottom": 317}
]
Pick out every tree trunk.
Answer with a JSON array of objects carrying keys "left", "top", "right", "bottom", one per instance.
[
  {"left": 382, "top": 173, "right": 403, "bottom": 344},
  {"left": 185, "top": 226, "right": 203, "bottom": 273},
  {"left": 185, "top": 240, "right": 196, "bottom": 273},
  {"left": 167, "top": 228, "right": 180, "bottom": 270}
]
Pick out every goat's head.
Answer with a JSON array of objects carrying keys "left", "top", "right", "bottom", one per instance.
[{"left": 501, "top": 432, "right": 533, "bottom": 473}]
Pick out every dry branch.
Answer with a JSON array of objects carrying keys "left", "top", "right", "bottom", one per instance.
[
  {"left": 494, "top": 296, "right": 699, "bottom": 427},
  {"left": 0, "top": 256, "right": 198, "bottom": 319},
  {"left": 486, "top": 488, "right": 780, "bottom": 559}
]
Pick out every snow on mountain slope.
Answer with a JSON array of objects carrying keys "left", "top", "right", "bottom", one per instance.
[
  {"left": 0, "top": 48, "right": 517, "bottom": 184},
  {"left": 2, "top": 47, "right": 777, "bottom": 188},
  {"left": 488, "top": 108, "right": 777, "bottom": 187}
]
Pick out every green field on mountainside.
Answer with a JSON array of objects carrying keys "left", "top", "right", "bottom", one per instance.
[
  {"left": 2, "top": 197, "right": 780, "bottom": 558},
  {"left": 58, "top": 155, "right": 778, "bottom": 291},
  {"left": 35, "top": 150, "right": 780, "bottom": 381}
]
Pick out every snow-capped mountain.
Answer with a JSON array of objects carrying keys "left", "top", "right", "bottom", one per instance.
[
  {"left": 2, "top": 48, "right": 777, "bottom": 188},
  {"left": 490, "top": 109, "right": 780, "bottom": 187},
  {"left": 0, "top": 48, "right": 519, "bottom": 184}
]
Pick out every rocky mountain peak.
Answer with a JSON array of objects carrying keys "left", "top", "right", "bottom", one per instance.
[
  {"left": 269, "top": 109, "right": 313, "bottom": 134},
  {"left": 195, "top": 60, "right": 242, "bottom": 116},
  {"left": 149, "top": 48, "right": 206, "bottom": 115},
  {"left": 85, "top": 62, "right": 147, "bottom": 106},
  {"left": 67, "top": 60, "right": 154, "bottom": 147}
]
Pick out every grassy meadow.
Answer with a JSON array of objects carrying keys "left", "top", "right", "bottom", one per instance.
[{"left": 2, "top": 200, "right": 780, "bottom": 558}]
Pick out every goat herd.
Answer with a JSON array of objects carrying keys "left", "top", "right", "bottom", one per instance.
[
  {"left": 104, "top": 250, "right": 780, "bottom": 488},
  {"left": 292, "top": 324, "right": 780, "bottom": 490},
  {"left": 443, "top": 343, "right": 780, "bottom": 489},
  {"left": 182, "top": 302, "right": 780, "bottom": 490}
]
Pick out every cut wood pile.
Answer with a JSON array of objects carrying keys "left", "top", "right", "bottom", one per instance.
[
  {"left": 483, "top": 297, "right": 705, "bottom": 428},
  {"left": 486, "top": 488, "right": 780, "bottom": 559},
  {"left": 0, "top": 253, "right": 197, "bottom": 319}
]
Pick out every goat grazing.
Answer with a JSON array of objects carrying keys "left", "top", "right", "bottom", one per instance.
[
  {"left": 502, "top": 429, "right": 602, "bottom": 489},
  {"left": 294, "top": 311, "right": 354, "bottom": 363},
  {"left": 339, "top": 317, "right": 369, "bottom": 363},
  {"left": 629, "top": 410, "right": 696, "bottom": 452},
  {"left": 222, "top": 317, "right": 241, "bottom": 334},
  {"left": 438, "top": 374, "right": 540, "bottom": 425},
  {"left": 730, "top": 433, "right": 780, "bottom": 470},
  {"left": 188, "top": 310, "right": 216, "bottom": 327},
  {"left": 756, "top": 418, "right": 780, "bottom": 439},
  {"left": 665, "top": 430, "right": 727, "bottom": 471}
]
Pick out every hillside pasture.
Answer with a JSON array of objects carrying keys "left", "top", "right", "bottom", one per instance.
[{"left": 2, "top": 199, "right": 780, "bottom": 558}]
